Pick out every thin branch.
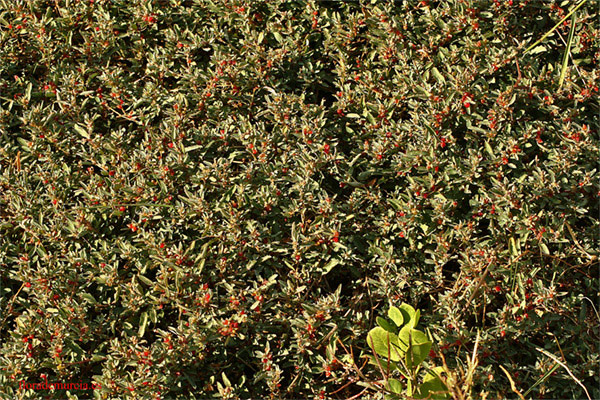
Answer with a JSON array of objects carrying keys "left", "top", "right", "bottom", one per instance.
[
  {"left": 0, "top": 282, "right": 25, "bottom": 332},
  {"left": 499, "top": 365, "right": 526, "bottom": 400},
  {"left": 524, "top": 0, "right": 589, "bottom": 54},
  {"left": 536, "top": 347, "right": 592, "bottom": 400}
]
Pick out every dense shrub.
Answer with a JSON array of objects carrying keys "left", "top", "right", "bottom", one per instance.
[{"left": 0, "top": 0, "right": 598, "bottom": 399}]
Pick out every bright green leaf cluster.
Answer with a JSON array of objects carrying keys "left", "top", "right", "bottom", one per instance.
[{"left": 367, "top": 304, "right": 448, "bottom": 399}]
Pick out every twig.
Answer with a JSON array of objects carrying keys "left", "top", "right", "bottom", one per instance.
[
  {"left": 535, "top": 347, "right": 592, "bottom": 400},
  {"left": 336, "top": 338, "right": 369, "bottom": 382},
  {"left": 328, "top": 378, "right": 355, "bottom": 396},
  {"left": 15, "top": 151, "right": 21, "bottom": 171},
  {"left": 0, "top": 283, "right": 25, "bottom": 332},
  {"left": 580, "top": 296, "right": 600, "bottom": 322},
  {"left": 438, "top": 349, "right": 466, "bottom": 400},
  {"left": 556, "top": 21, "right": 583, "bottom": 81},
  {"left": 552, "top": 254, "right": 594, "bottom": 279},
  {"left": 468, "top": 331, "right": 480, "bottom": 377},
  {"left": 499, "top": 365, "right": 526, "bottom": 400},
  {"left": 460, "top": 257, "right": 495, "bottom": 311},
  {"left": 368, "top": 335, "right": 388, "bottom": 385},
  {"left": 558, "top": 11, "right": 577, "bottom": 88},
  {"left": 551, "top": 333, "right": 567, "bottom": 362},
  {"left": 524, "top": 0, "right": 589, "bottom": 54},
  {"left": 345, "top": 387, "right": 369, "bottom": 400},
  {"left": 515, "top": 57, "right": 522, "bottom": 84},
  {"left": 565, "top": 221, "right": 596, "bottom": 260},
  {"left": 286, "top": 372, "right": 301, "bottom": 393},
  {"left": 316, "top": 325, "right": 338, "bottom": 351}
]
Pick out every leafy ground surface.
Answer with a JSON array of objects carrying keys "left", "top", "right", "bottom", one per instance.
[{"left": 0, "top": 1, "right": 598, "bottom": 399}]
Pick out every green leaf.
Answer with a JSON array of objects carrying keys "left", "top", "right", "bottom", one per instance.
[
  {"left": 138, "top": 311, "right": 148, "bottom": 337},
  {"left": 528, "top": 45, "right": 547, "bottom": 55},
  {"left": 415, "top": 367, "right": 449, "bottom": 399},
  {"left": 367, "top": 327, "right": 403, "bottom": 362},
  {"left": 91, "top": 354, "right": 106, "bottom": 362},
  {"left": 415, "top": 85, "right": 430, "bottom": 98},
  {"left": 377, "top": 316, "right": 397, "bottom": 333},
  {"left": 138, "top": 274, "right": 153, "bottom": 286},
  {"left": 222, "top": 372, "right": 231, "bottom": 387},
  {"left": 484, "top": 141, "right": 495, "bottom": 158},
  {"left": 66, "top": 341, "right": 85, "bottom": 357},
  {"left": 74, "top": 124, "right": 89, "bottom": 139},
  {"left": 398, "top": 325, "right": 432, "bottom": 369},
  {"left": 386, "top": 378, "right": 403, "bottom": 395},
  {"left": 149, "top": 308, "right": 157, "bottom": 324},
  {"left": 184, "top": 145, "right": 202, "bottom": 152},
  {"left": 423, "top": 367, "right": 445, "bottom": 383},
  {"left": 407, "top": 379, "right": 414, "bottom": 397},
  {"left": 399, "top": 303, "right": 419, "bottom": 327},
  {"left": 509, "top": 237, "right": 518, "bottom": 256},
  {"left": 431, "top": 67, "right": 445, "bottom": 84},
  {"left": 388, "top": 306, "right": 404, "bottom": 327},
  {"left": 80, "top": 293, "right": 97, "bottom": 305},
  {"left": 388, "top": 199, "right": 402, "bottom": 211},
  {"left": 365, "top": 111, "right": 376, "bottom": 125},
  {"left": 322, "top": 258, "right": 340, "bottom": 274},
  {"left": 25, "top": 82, "right": 32, "bottom": 101}
]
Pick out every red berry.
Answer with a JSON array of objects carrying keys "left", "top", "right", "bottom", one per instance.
[
  {"left": 25, "top": 282, "right": 31, "bottom": 288},
  {"left": 119, "top": 206, "right": 126, "bottom": 212},
  {"left": 323, "top": 144, "right": 330, "bottom": 154}
]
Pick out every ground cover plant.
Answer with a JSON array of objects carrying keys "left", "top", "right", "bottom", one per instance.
[{"left": 0, "top": 0, "right": 598, "bottom": 399}]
